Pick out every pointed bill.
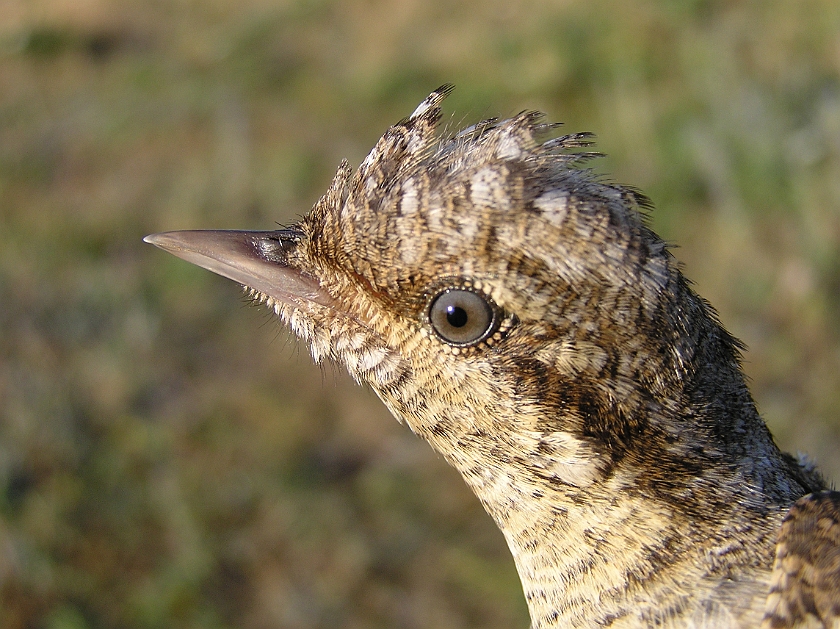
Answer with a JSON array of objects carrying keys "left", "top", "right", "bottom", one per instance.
[{"left": 144, "top": 230, "right": 333, "bottom": 309}]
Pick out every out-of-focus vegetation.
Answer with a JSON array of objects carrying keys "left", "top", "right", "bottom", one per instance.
[{"left": 1, "top": 0, "right": 838, "bottom": 627}]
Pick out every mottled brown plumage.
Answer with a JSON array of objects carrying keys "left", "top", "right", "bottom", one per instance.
[{"left": 146, "top": 87, "right": 840, "bottom": 628}]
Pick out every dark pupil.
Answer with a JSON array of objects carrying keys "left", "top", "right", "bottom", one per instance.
[{"left": 445, "top": 305, "right": 468, "bottom": 328}]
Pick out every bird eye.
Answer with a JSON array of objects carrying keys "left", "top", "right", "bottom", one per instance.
[{"left": 428, "top": 288, "right": 497, "bottom": 346}]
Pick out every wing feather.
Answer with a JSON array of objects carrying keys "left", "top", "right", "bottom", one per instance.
[{"left": 763, "top": 491, "right": 840, "bottom": 628}]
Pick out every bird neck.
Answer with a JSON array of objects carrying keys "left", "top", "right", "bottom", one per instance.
[
  {"left": 454, "top": 442, "right": 780, "bottom": 628},
  {"left": 376, "top": 346, "right": 801, "bottom": 628}
]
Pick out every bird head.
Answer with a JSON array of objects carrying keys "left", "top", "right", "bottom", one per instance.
[{"left": 146, "top": 85, "right": 806, "bottom": 527}]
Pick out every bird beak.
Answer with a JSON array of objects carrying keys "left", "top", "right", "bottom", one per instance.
[{"left": 144, "top": 230, "right": 334, "bottom": 309}]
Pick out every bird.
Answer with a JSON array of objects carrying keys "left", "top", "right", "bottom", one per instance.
[{"left": 145, "top": 86, "right": 840, "bottom": 628}]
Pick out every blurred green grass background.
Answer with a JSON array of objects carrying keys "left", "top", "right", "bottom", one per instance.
[{"left": 1, "top": 1, "right": 839, "bottom": 627}]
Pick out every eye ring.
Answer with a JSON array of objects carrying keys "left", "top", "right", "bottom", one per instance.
[{"left": 427, "top": 287, "right": 498, "bottom": 346}]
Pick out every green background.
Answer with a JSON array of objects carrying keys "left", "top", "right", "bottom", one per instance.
[{"left": 2, "top": 1, "right": 839, "bottom": 627}]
